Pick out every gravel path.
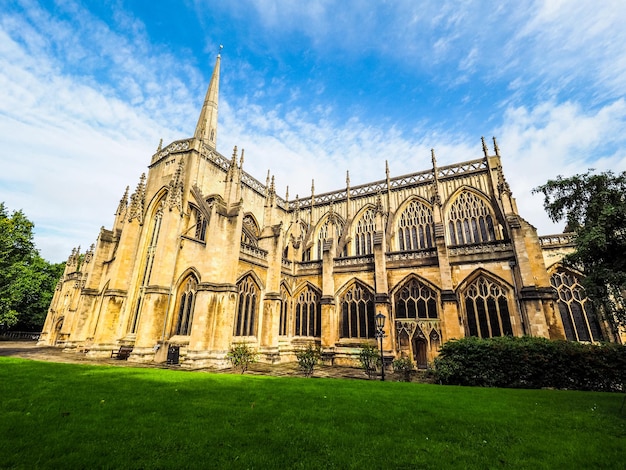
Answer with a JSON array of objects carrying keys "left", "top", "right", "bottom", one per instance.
[{"left": 0, "top": 340, "right": 372, "bottom": 379}]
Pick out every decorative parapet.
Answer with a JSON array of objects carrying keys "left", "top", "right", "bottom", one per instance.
[
  {"left": 539, "top": 233, "right": 576, "bottom": 247},
  {"left": 151, "top": 139, "right": 192, "bottom": 165},
  {"left": 296, "top": 260, "right": 323, "bottom": 271},
  {"left": 448, "top": 241, "right": 513, "bottom": 256},
  {"left": 188, "top": 142, "right": 489, "bottom": 212},
  {"left": 281, "top": 258, "right": 293, "bottom": 269},
  {"left": 386, "top": 249, "right": 437, "bottom": 262},
  {"left": 290, "top": 158, "right": 487, "bottom": 210},
  {"left": 436, "top": 158, "right": 486, "bottom": 179},
  {"left": 198, "top": 142, "right": 289, "bottom": 208},
  {"left": 240, "top": 242, "right": 268, "bottom": 260},
  {"left": 334, "top": 254, "right": 375, "bottom": 267}
]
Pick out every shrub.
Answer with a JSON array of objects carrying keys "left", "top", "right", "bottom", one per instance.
[
  {"left": 227, "top": 343, "right": 257, "bottom": 374},
  {"left": 295, "top": 344, "right": 322, "bottom": 377},
  {"left": 392, "top": 357, "right": 414, "bottom": 382},
  {"left": 358, "top": 344, "right": 380, "bottom": 379},
  {"left": 433, "top": 336, "right": 626, "bottom": 391}
]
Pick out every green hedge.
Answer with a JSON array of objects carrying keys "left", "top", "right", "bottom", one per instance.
[{"left": 433, "top": 336, "right": 626, "bottom": 391}]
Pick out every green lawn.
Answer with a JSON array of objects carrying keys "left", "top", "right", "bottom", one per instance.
[{"left": 0, "top": 358, "right": 624, "bottom": 469}]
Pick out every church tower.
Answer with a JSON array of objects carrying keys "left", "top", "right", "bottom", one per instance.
[{"left": 194, "top": 48, "right": 221, "bottom": 149}]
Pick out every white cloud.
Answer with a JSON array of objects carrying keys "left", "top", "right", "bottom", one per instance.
[
  {"left": 496, "top": 99, "right": 626, "bottom": 233},
  {"left": 3, "top": 0, "right": 626, "bottom": 264},
  {"left": 0, "top": 2, "right": 201, "bottom": 262}
]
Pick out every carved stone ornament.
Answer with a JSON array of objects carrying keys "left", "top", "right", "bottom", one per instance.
[
  {"left": 84, "top": 244, "right": 95, "bottom": 264},
  {"left": 167, "top": 160, "right": 185, "bottom": 215},
  {"left": 116, "top": 186, "right": 129, "bottom": 218},
  {"left": 128, "top": 173, "right": 147, "bottom": 224}
]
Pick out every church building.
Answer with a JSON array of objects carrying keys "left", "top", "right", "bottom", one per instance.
[{"left": 38, "top": 54, "right": 620, "bottom": 368}]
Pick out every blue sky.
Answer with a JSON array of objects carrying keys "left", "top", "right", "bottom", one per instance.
[{"left": 2, "top": 0, "right": 626, "bottom": 262}]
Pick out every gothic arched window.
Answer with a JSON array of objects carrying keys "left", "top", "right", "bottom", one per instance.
[
  {"left": 129, "top": 199, "right": 165, "bottom": 334},
  {"left": 463, "top": 276, "right": 513, "bottom": 338},
  {"left": 355, "top": 208, "right": 376, "bottom": 256},
  {"left": 294, "top": 286, "right": 321, "bottom": 337},
  {"left": 174, "top": 276, "right": 197, "bottom": 336},
  {"left": 190, "top": 206, "right": 207, "bottom": 241},
  {"left": 317, "top": 217, "right": 343, "bottom": 260},
  {"left": 447, "top": 191, "right": 496, "bottom": 246},
  {"left": 397, "top": 201, "right": 434, "bottom": 251},
  {"left": 279, "top": 284, "right": 290, "bottom": 337},
  {"left": 550, "top": 270, "right": 603, "bottom": 342},
  {"left": 340, "top": 283, "right": 375, "bottom": 339},
  {"left": 242, "top": 214, "right": 259, "bottom": 246},
  {"left": 394, "top": 278, "right": 438, "bottom": 319},
  {"left": 234, "top": 276, "right": 260, "bottom": 337}
]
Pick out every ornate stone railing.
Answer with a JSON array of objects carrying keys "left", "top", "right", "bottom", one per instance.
[
  {"left": 281, "top": 258, "right": 293, "bottom": 269},
  {"left": 448, "top": 241, "right": 513, "bottom": 256},
  {"left": 437, "top": 158, "right": 486, "bottom": 179},
  {"left": 240, "top": 242, "right": 268, "bottom": 260},
  {"left": 539, "top": 233, "right": 576, "bottom": 247},
  {"left": 297, "top": 260, "right": 323, "bottom": 270},
  {"left": 151, "top": 138, "right": 192, "bottom": 164},
  {"left": 386, "top": 248, "right": 437, "bottom": 262},
  {"left": 334, "top": 254, "right": 374, "bottom": 267},
  {"left": 290, "top": 158, "right": 488, "bottom": 210},
  {"left": 173, "top": 140, "right": 488, "bottom": 212}
]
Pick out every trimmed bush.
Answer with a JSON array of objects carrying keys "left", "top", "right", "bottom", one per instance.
[
  {"left": 434, "top": 336, "right": 626, "bottom": 391},
  {"left": 295, "top": 344, "right": 322, "bottom": 377},
  {"left": 392, "top": 357, "right": 414, "bottom": 382},
  {"left": 227, "top": 343, "right": 257, "bottom": 374},
  {"left": 358, "top": 343, "right": 380, "bottom": 379}
]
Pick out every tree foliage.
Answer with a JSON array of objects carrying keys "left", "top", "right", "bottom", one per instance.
[
  {"left": 533, "top": 170, "right": 626, "bottom": 329},
  {"left": 0, "top": 203, "right": 64, "bottom": 331}
]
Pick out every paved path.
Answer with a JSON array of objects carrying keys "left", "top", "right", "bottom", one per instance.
[{"left": 0, "top": 340, "right": 374, "bottom": 380}]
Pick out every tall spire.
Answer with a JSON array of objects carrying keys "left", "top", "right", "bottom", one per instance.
[{"left": 194, "top": 46, "right": 222, "bottom": 149}]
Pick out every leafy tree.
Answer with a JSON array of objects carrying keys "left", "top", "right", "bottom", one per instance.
[
  {"left": 533, "top": 170, "right": 626, "bottom": 329},
  {"left": 0, "top": 203, "right": 64, "bottom": 331}
]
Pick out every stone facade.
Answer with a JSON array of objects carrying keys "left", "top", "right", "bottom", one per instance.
[{"left": 38, "top": 55, "right": 622, "bottom": 368}]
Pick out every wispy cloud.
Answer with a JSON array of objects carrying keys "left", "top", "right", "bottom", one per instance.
[{"left": 2, "top": 1, "right": 625, "bottom": 262}]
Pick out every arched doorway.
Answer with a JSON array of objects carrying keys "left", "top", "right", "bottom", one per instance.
[
  {"left": 412, "top": 329, "right": 428, "bottom": 369},
  {"left": 52, "top": 317, "right": 64, "bottom": 346}
]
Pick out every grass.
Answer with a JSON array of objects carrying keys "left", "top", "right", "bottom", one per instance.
[{"left": 0, "top": 358, "right": 624, "bottom": 469}]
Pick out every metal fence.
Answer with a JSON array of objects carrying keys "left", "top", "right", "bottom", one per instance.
[{"left": 0, "top": 331, "right": 41, "bottom": 340}]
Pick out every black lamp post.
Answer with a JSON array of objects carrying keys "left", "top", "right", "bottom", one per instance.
[{"left": 375, "top": 312, "right": 386, "bottom": 382}]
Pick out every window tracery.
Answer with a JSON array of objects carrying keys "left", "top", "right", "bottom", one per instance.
[
  {"left": 397, "top": 201, "right": 434, "bottom": 251},
  {"left": 174, "top": 276, "right": 197, "bottom": 336},
  {"left": 447, "top": 191, "right": 496, "bottom": 245},
  {"left": 317, "top": 217, "right": 343, "bottom": 259},
  {"left": 340, "top": 283, "right": 375, "bottom": 339},
  {"left": 234, "top": 276, "right": 259, "bottom": 337},
  {"left": 129, "top": 199, "right": 165, "bottom": 334},
  {"left": 242, "top": 214, "right": 259, "bottom": 246},
  {"left": 550, "top": 270, "right": 603, "bottom": 342},
  {"left": 294, "top": 286, "right": 321, "bottom": 337},
  {"left": 463, "top": 276, "right": 513, "bottom": 338},
  {"left": 394, "top": 278, "right": 438, "bottom": 319},
  {"left": 355, "top": 208, "right": 376, "bottom": 255},
  {"left": 279, "top": 284, "right": 290, "bottom": 337},
  {"left": 189, "top": 206, "right": 207, "bottom": 241}
]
